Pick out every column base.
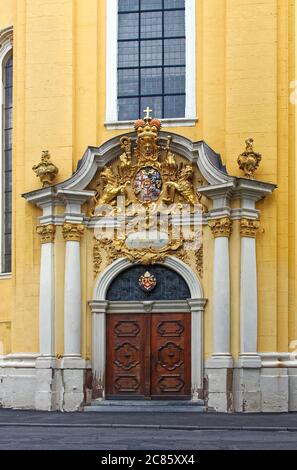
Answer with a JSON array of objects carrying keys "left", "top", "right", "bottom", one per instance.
[
  {"left": 34, "top": 355, "right": 89, "bottom": 411},
  {"left": 204, "top": 355, "right": 234, "bottom": 412}
]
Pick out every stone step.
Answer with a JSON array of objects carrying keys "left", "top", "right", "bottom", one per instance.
[{"left": 84, "top": 400, "right": 206, "bottom": 413}]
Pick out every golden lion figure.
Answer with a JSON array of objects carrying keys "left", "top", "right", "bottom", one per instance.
[
  {"left": 163, "top": 164, "right": 198, "bottom": 206},
  {"left": 97, "top": 167, "right": 130, "bottom": 206}
]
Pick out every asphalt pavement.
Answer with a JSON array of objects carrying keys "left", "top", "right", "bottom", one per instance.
[{"left": 0, "top": 410, "right": 296, "bottom": 450}]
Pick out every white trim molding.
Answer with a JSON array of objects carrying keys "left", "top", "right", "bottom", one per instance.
[
  {"left": 105, "top": 0, "right": 197, "bottom": 127},
  {"left": 0, "top": 29, "right": 13, "bottom": 275},
  {"left": 92, "top": 256, "right": 204, "bottom": 300}
]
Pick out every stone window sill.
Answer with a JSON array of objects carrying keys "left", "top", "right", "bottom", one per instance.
[
  {"left": 0, "top": 273, "right": 12, "bottom": 280},
  {"left": 104, "top": 117, "right": 198, "bottom": 131}
]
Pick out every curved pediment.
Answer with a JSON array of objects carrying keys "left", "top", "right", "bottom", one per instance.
[
  {"left": 23, "top": 127, "right": 233, "bottom": 209},
  {"left": 55, "top": 131, "right": 232, "bottom": 194}
]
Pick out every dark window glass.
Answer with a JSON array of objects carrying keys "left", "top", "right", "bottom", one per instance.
[
  {"left": 119, "top": 0, "right": 140, "bottom": 12},
  {"left": 141, "top": 0, "right": 163, "bottom": 11},
  {"left": 164, "top": 0, "right": 185, "bottom": 9},
  {"left": 2, "top": 54, "right": 12, "bottom": 273},
  {"left": 117, "top": 1, "right": 185, "bottom": 120},
  {"left": 118, "top": 97, "right": 139, "bottom": 121}
]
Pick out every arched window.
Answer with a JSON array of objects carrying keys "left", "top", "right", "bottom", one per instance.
[
  {"left": 0, "top": 39, "right": 13, "bottom": 275},
  {"left": 2, "top": 55, "right": 12, "bottom": 273},
  {"left": 107, "top": 264, "right": 191, "bottom": 301}
]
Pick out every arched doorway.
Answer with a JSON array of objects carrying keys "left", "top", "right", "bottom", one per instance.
[
  {"left": 90, "top": 257, "right": 206, "bottom": 401},
  {"left": 106, "top": 265, "right": 191, "bottom": 400}
]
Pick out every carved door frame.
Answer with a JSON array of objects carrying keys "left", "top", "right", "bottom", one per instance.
[{"left": 89, "top": 257, "right": 207, "bottom": 401}]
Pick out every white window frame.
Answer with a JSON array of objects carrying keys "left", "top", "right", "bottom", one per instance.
[
  {"left": 0, "top": 37, "right": 12, "bottom": 276},
  {"left": 105, "top": 0, "right": 197, "bottom": 129}
]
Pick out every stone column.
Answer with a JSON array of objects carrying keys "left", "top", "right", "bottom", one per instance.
[
  {"left": 239, "top": 218, "right": 260, "bottom": 359},
  {"left": 35, "top": 224, "right": 57, "bottom": 411},
  {"left": 62, "top": 223, "right": 84, "bottom": 357},
  {"left": 188, "top": 299, "right": 207, "bottom": 401},
  {"left": 205, "top": 217, "right": 233, "bottom": 412},
  {"left": 89, "top": 300, "right": 109, "bottom": 399},
  {"left": 233, "top": 218, "right": 262, "bottom": 412},
  {"left": 208, "top": 217, "right": 232, "bottom": 362},
  {"left": 36, "top": 224, "right": 56, "bottom": 356}
]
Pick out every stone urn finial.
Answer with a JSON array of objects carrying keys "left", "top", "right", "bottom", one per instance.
[
  {"left": 237, "top": 138, "right": 262, "bottom": 179},
  {"left": 32, "top": 150, "right": 59, "bottom": 187}
]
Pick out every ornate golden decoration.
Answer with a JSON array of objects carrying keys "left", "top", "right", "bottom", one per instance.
[
  {"left": 95, "top": 233, "right": 185, "bottom": 267},
  {"left": 32, "top": 151, "right": 59, "bottom": 188},
  {"left": 237, "top": 138, "right": 262, "bottom": 179},
  {"left": 240, "top": 218, "right": 260, "bottom": 238},
  {"left": 208, "top": 217, "right": 232, "bottom": 238},
  {"left": 62, "top": 223, "right": 84, "bottom": 242},
  {"left": 91, "top": 111, "right": 206, "bottom": 269},
  {"left": 93, "top": 238, "right": 103, "bottom": 277},
  {"left": 91, "top": 112, "right": 203, "bottom": 213},
  {"left": 36, "top": 224, "right": 56, "bottom": 244},
  {"left": 195, "top": 246, "right": 203, "bottom": 278}
]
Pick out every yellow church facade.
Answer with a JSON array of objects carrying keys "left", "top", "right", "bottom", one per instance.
[{"left": 0, "top": 0, "right": 296, "bottom": 412}]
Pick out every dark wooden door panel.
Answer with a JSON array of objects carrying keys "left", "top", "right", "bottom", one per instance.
[
  {"left": 106, "top": 312, "right": 191, "bottom": 399},
  {"left": 106, "top": 315, "right": 147, "bottom": 399},
  {"left": 151, "top": 313, "right": 191, "bottom": 399}
]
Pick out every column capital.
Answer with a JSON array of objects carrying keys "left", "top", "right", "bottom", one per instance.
[
  {"left": 208, "top": 217, "right": 232, "bottom": 238},
  {"left": 62, "top": 223, "right": 84, "bottom": 242},
  {"left": 36, "top": 224, "right": 56, "bottom": 244},
  {"left": 240, "top": 218, "right": 260, "bottom": 238}
]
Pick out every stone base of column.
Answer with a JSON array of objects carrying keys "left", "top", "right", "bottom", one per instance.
[
  {"left": 60, "top": 356, "right": 86, "bottom": 412},
  {"left": 288, "top": 368, "right": 297, "bottom": 411},
  {"left": 204, "top": 355, "right": 234, "bottom": 412},
  {"left": 35, "top": 356, "right": 90, "bottom": 412},
  {"left": 35, "top": 356, "right": 58, "bottom": 411},
  {"left": 233, "top": 355, "right": 261, "bottom": 412},
  {"left": 260, "top": 368, "right": 289, "bottom": 412}
]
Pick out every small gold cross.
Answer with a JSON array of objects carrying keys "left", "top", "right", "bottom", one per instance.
[{"left": 143, "top": 106, "right": 153, "bottom": 120}]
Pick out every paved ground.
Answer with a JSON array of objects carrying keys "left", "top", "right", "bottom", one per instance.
[{"left": 0, "top": 410, "right": 296, "bottom": 450}]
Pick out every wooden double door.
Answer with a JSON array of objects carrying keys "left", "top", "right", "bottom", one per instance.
[{"left": 106, "top": 313, "right": 191, "bottom": 400}]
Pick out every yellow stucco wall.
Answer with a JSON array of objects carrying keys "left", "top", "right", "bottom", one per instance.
[{"left": 0, "top": 0, "right": 296, "bottom": 358}]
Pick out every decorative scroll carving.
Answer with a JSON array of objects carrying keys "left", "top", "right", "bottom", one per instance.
[
  {"left": 114, "top": 376, "right": 140, "bottom": 392},
  {"left": 32, "top": 151, "right": 59, "bottom": 188},
  {"left": 158, "top": 375, "right": 185, "bottom": 392},
  {"left": 114, "top": 342, "right": 140, "bottom": 371},
  {"left": 157, "top": 321, "right": 184, "bottom": 338},
  {"left": 62, "top": 223, "right": 84, "bottom": 242},
  {"left": 93, "top": 239, "right": 102, "bottom": 277},
  {"left": 195, "top": 245, "right": 203, "bottom": 277},
  {"left": 158, "top": 342, "right": 183, "bottom": 371},
  {"left": 95, "top": 235, "right": 186, "bottom": 267},
  {"left": 237, "top": 138, "right": 262, "bottom": 179},
  {"left": 240, "top": 218, "right": 260, "bottom": 238},
  {"left": 208, "top": 217, "right": 232, "bottom": 238},
  {"left": 36, "top": 224, "right": 56, "bottom": 244}
]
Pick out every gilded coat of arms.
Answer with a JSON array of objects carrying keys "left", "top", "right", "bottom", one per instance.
[
  {"left": 138, "top": 271, "right": 157, "bottom": 293},
  {"left": 91, "top": 111, "right": 204, "bottom": 211}
]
